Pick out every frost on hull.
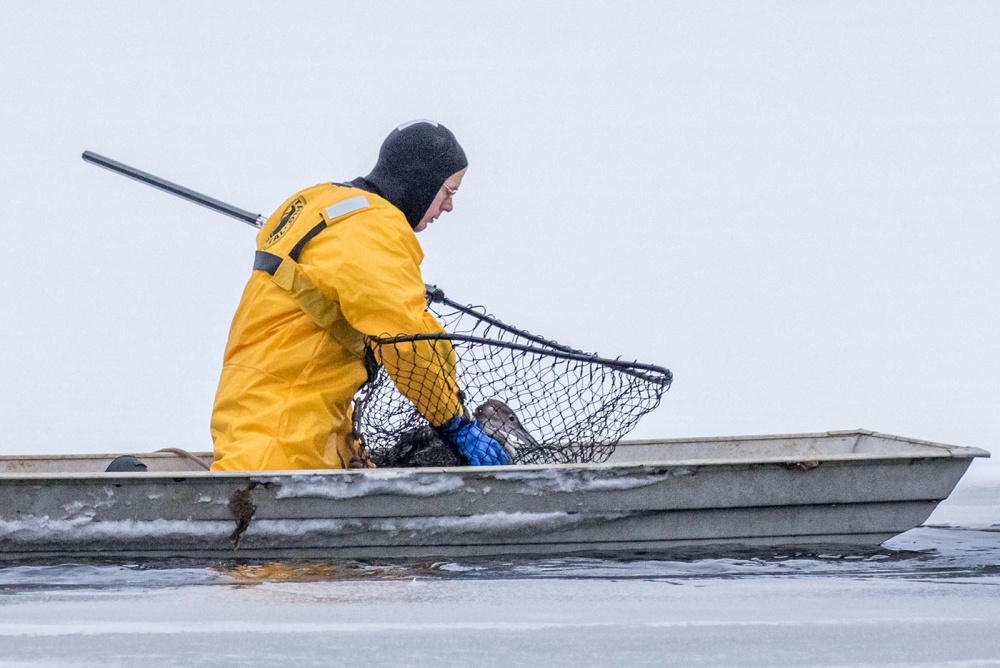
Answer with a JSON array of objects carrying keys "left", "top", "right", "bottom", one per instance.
[
  {"left": 490, "top": 467, "right": 699, "bottom": 495},
  {"left": 267, "top": 470, "right": 466, "bottom": 500},
  {"left": 0, "top": 517, "right": 234, "bottom": 544},
  {"left": 242, "top": 512, "right": 628, "bottom": 542}
]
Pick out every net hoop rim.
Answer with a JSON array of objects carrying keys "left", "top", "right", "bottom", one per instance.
[{"left": 370, "top": 332, "right": 673, "bottom": 387}]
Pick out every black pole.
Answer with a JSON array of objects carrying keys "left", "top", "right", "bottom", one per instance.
[
  {"left": 81, "top": 151, "right": 266, "bottom": 228},
  {"left": 83, "top": 150, "right": 442, "bottom": 299}
]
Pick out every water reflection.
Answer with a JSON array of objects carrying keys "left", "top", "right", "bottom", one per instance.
[{"left": 1, "top": 527, "right": 996, "bottom": 594}]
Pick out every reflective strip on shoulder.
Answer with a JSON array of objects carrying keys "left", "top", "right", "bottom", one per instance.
[{"left": 324, "top": 195, "right": 369, "bottom": 221}]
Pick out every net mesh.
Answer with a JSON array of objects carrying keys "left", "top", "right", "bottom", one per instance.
[{"left": 353, "top": 286, "right": 672, "bottom": 466}]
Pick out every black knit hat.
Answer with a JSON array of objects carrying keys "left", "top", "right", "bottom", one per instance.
[{"left": 359, "top": 120, "right": 468, "bottom": 228}]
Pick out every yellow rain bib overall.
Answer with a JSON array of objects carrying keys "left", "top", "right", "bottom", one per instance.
[{"left": 210, "top": 183, "right": 462, "bottom": 471}]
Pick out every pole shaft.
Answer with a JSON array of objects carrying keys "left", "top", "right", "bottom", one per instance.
[
  {"left": 82, "top": 150, "right": 438, "bottom": 297},
  {"left": 82, "top": 151, "right": 265, "bottom": 228}
]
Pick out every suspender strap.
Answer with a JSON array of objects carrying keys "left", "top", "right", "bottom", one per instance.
[
  {"left": 251, "top": 192, "right": 371, "bottom": 359},
  {"left": 253, "top": 251, "right": 282, "bottom": 274},
  {"left": 288, "top": 221, "right": 328, "bottom": 262},
  {"left": 252, "top": 222, "right": 330, "bottom": 273}
]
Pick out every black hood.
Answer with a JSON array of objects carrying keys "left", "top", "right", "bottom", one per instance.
[{"left": 355, "top": 120, "right": 467, "bottom": 228}]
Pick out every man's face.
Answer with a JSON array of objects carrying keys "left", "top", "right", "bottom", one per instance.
[{"left": 414, "top": 168, "right": 467, "bottom": 233}]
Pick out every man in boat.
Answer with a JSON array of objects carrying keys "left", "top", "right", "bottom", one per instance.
[{"left": 210, "top": 120, "right": 507, "bottom": 471}]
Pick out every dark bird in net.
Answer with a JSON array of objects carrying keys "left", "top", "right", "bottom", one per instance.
[
  {"left": 370, "top": 426, "right": 464, "bottom": 468},
  {"left": 370, "top": 399, "right": 540, "bottom": 468},
  {"left": 353, "top": 286, "right": 672, "bottom": 467}
]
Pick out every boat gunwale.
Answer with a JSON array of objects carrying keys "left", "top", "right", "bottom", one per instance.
[
  {"left": 0, "top": 429, "right": 988, "bottom": 481},
  {"left": 0, "top": 451, "right": 986, "bottom": 483},
  {"left": 617, "top": 428, "right": 991, "bottom": 454}
]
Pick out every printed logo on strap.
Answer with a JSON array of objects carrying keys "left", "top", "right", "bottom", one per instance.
[{"left": 264, "top": 196, "right": 306, "bottom": 248}]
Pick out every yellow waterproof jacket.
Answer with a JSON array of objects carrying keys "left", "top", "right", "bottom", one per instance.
[{"left": 210, "top": 183, "right": 463, "bottom": 471}]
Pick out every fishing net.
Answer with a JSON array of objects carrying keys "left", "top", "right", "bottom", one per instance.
[{"left": 352, "top": 285, "right": 672, "bottom": 467}]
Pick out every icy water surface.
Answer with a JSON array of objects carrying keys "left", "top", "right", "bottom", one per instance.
[{"left": 0, "top": 465, "right": 997, "bottom": 667}]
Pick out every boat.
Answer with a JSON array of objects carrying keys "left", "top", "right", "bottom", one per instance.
[{"left": 0, "top": 430, "right": 988, "bottom": 561}]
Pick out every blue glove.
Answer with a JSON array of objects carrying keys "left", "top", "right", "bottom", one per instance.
[{"left": 437, "top": 417, "right": 509, "bottom": 466}]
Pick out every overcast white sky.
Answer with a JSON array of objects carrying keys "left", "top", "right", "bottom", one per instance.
[{"left": 0, "top": 2, "right": 996, "bottom": 474}]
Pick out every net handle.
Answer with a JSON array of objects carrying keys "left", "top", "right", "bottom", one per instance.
[
  {"left": 82, "top": 151, "right": 266, "bottom": 228},
  {"left": 85, "top": 151, "right": 447, "bottom": 299}
]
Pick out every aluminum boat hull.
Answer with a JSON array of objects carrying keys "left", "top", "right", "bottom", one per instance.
[{"left": 0, "top": 430, "right": 988, "bottom": 560}]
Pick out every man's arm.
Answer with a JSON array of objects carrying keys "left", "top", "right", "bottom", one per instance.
[{"left": 302, "top": 208, "right": 463, "bottom": 425}]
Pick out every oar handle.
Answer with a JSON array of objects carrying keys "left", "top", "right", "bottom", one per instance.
[{"left": 82, "top": 150, "right": 266, "bottom": 228}]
